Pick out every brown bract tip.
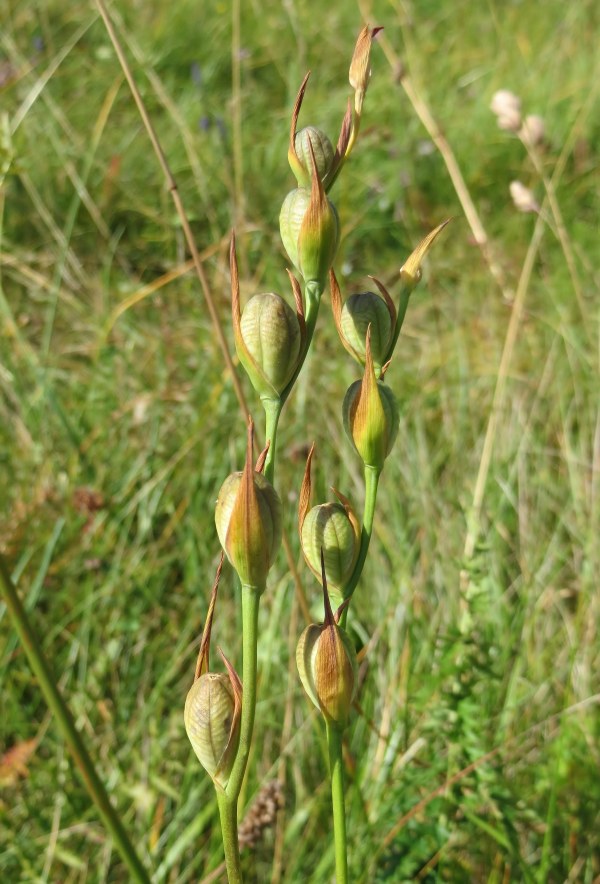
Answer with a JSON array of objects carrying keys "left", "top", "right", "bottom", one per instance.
[
  {"left": 194, "top": 551, "right": 224, "bottom": 680},
  {"left": 298, "top": 442, "right": 315, "bottom": 532}
]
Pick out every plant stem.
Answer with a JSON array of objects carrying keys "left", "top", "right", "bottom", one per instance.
[
  {"left": 0, "top": 555, "right": 151, "bottom": 884},
  {"left": 225, "top": 585, "right": 260, "bottom": 803},
  {"left": 326, "top": 721, "right": 349, "bottom": 884},
  {"left": 387, "top": 285, "right": 411, "bottom": 360},
  {"left": 261, "top": 396, "right": 283, "bottom": 485},
  {"left": 216, "top": 790, "right": 243, "bottom": 884},
  {"left": 341, "top": 465, "right": 380, "bottom": 628}
]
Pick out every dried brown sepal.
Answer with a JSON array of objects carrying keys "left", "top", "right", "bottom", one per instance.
[
  {"left": 254, "top": 441, "right": 270, "bottom": 475},
  {"left": 329, "top": 268, "right": 363, "bottom": 364},
  {"left": 326, "top": 98, "right": 353, "bottom": 187},
  {"left": 334, "top": 597, "right": 351, "bottom": 625},
  {"left": 380, "top": 358, "right": 392, "bottom": 380},
  {"left": 288, "top": 71, "right": 311, "bottom": 181},
  {"left": 194, "top": 552, "right": 224, "bottom": 680},
  {"left": 286, "top": 268, "right": 306, "bottom": 341},
  {"left": 298, "top": 442, "right": 315, "bottom": 534},
  {"left": 368, "top": 274, "right": 397, "bottom": 329},
  {"left": 218, "top": 646, "right": 243, "bottom": 713},
  {"left": 349, "top": 25, "right": 383, "bottom": 114},
  {"left": 320, "top": 547, "right": 335, "bottom": 627}
]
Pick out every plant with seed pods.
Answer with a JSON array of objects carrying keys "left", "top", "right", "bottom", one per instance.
[{"left": 183, "top": 25, "right": 447, "bottom": 883}]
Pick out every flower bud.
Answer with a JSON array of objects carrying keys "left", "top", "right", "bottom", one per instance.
[
  {"left": 279, "top": 144, "right": 339, "bottom": 290},
  {"left": 293, "top": 127, "right": 334, "bottom": 186},
  {"left": 296, "top": 553, "right": 358, "bottom": 727},
  {"left": 349, "top": 24, "right": 383, "bottom": 116},
  {"left": 342, "top": 329, "right": 398, "bottom": 471},
  {"left": 215, "top": 420, "right": 282, "bottom": 588},
  {"left": 184, "top": 654, "right": 242, "bottom": 788}
]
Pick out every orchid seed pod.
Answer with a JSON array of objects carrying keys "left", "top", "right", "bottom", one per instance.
[
  {"left": 293, "top": 127, "right": 334, "bottom": 186},
  {"left": 342, "top": 328, "right": 399, "bottom": 471},
  {"left": 298, "top": 445, "right": 360, "bottom": 604},
  {"left": 296, "top": 551, "right": 358, "bottom": 727},
  {"left": 230, "top": 235, "right": 305, "bottom": 399},
  {"left": 215, "top": 419, "right": 282, "bottom": 588},
  {"left": 239, "top": 293, "right": 302, "bottom": 394},
  {"left": 330, "top": 268, "right": 395, "bottom": 377},
  {"left": 279, "top": 141, "right": 339, "bottom": 290},
  {"left": 184, "top": 654, "right": 242, "bottom": 789}
]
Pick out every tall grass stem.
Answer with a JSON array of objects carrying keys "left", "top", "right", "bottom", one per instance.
[{"left": 0, "top": 555, "right": 151, "bottom": 884}]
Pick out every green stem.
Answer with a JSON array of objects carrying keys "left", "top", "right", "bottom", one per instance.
[
  {"left": 386, "top": 284, "right": 411, "bottom": 362},
  {"left": 0, "top": 555, "right": 151, "bottom": 884},
  {"left": 341, "top": 466, "right": 380, "bottom": 628},
  {"left": 225, "top": 585, "right": 260, "bottom": 802},
  {"left": 261, "top": 396, "right": 283, "bottom": 485},
  {"left": 326, "top": 721, "right": 349, "bottom": 884},
  {"left": 280, "top": 281, "right": 323, "bottom": 406},
  {"left": 216, "top": 789, "right": 243, "bottom": 884}
]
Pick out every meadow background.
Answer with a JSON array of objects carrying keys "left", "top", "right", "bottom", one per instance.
[{"left": 1, "top": 0, "right": 599, "bottom": 880}]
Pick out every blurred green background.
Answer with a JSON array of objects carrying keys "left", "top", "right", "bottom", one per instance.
[{"left": 1, "top": 0, "right": 599, "bottom": 881}]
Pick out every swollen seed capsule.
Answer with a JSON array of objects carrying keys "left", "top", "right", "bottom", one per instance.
[
  {"left": 240, "top": 293, "right": 302, "bottom": 395},
  {"left": 301, "top": 503, "right": 359, "bottom": 603},
  {"left": 294, "top": 126, "right": 334, "bottom": 184},
  {"left": 279, "top": 187, "right": 339, "bottom": 289},
  {"left": 184, "top": 673, "right": 239, "bottom": 787},
  {"left": 340, "top": 292, "right": 393, "bottom": 374},
  {"left": 215, "top": 469, "right": 282, "bottom": 588},
  {"left": 296, "top": 620, "right": 358, "bottom": 727},
  {"left": 343, "top": 378, "right": 399, "bottom": 471}
]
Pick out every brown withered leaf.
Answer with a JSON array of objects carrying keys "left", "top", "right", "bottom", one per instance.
[{"left": 0, "top": 739, "right": 37, "bottom": 787}]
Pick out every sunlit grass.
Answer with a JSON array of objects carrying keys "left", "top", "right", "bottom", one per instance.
[{"left": 1, "top": 0, "right": 599, "bottom": 880}]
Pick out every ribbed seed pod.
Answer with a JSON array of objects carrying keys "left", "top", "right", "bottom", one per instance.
[
  {"left": 215, "top": 420, "right": 282, "bottom": 588},
  {"left": 239, "top": 293, "right": 302, "bottom": 395},
  {"left": 215, "top": 470, "right": 281, "bottom": 588},
  {"left": 294, "top": 126, "right": 334, "bottom": 184},
  {"left": 340, "top": 292, "right": 392, "bottom": 373},
  {"left": 296, "top": 557, "right": 358, "bottom": 728},
  {"left": 184, "top": 672, "right": 240, "bottom": 788},
  {"left": 301, "top": 503, "right": 359, "bottom": 604}
]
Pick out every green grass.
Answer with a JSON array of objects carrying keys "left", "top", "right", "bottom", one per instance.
[{"left": 1, "top": 0, "right": 599, "bottom": 880}]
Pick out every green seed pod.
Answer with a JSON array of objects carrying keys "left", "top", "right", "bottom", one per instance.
[
  {"left": 239, "top": 293, "right": 302, "bottom": 395},
  {"left": 293, "top": 126, "right": 334, "bottom": 185},
  {"left": 342, "top": 329, "right": 399, "bottom": 471},
  {"left": 279, "top": 145, "right": 339, "bottom": 290},
  {"left": 184, "top": 670, "right": 240, "bottom": 788},
  {"left": 301, "top": 503, "right": 359, "bottom": 604},
  {"left": 330, "top": 269, "right": 397, "bottom": 375},
  {"left": 296, "top": 558, "right": 358, "bottom": 728},
  {"left": 341, "top": 293, "right": 392, "bottom": 373},
  {"left": 215, "top": 421, "right": 282, "bottom": 588}
]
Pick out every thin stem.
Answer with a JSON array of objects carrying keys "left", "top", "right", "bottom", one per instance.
[
  {"left": 387, "top": 285, "right": 411, "bottom": 361},
  {"left": 94, "top": 0, "right": 249, "bottom": 418},
  {"left": 0, "top": 556, "right": 151, "bottom": 884},
  {"left": 225, "top": 585, "right": 260, "bottom": 801},
  {"left": 341, "top": 466, "right": 380, "bottom": 628},
  {"left": 261, "top": 397, "right": 283, "bottom": 485},
  {"left": 216, "top": 790, "right": 243, "bottom": 884},
  {"left": 280, "top": 281, "right": 323, "bottom": 406},
  {"left": 326, "top": 721, "right": 349, "bottom": 884}
]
